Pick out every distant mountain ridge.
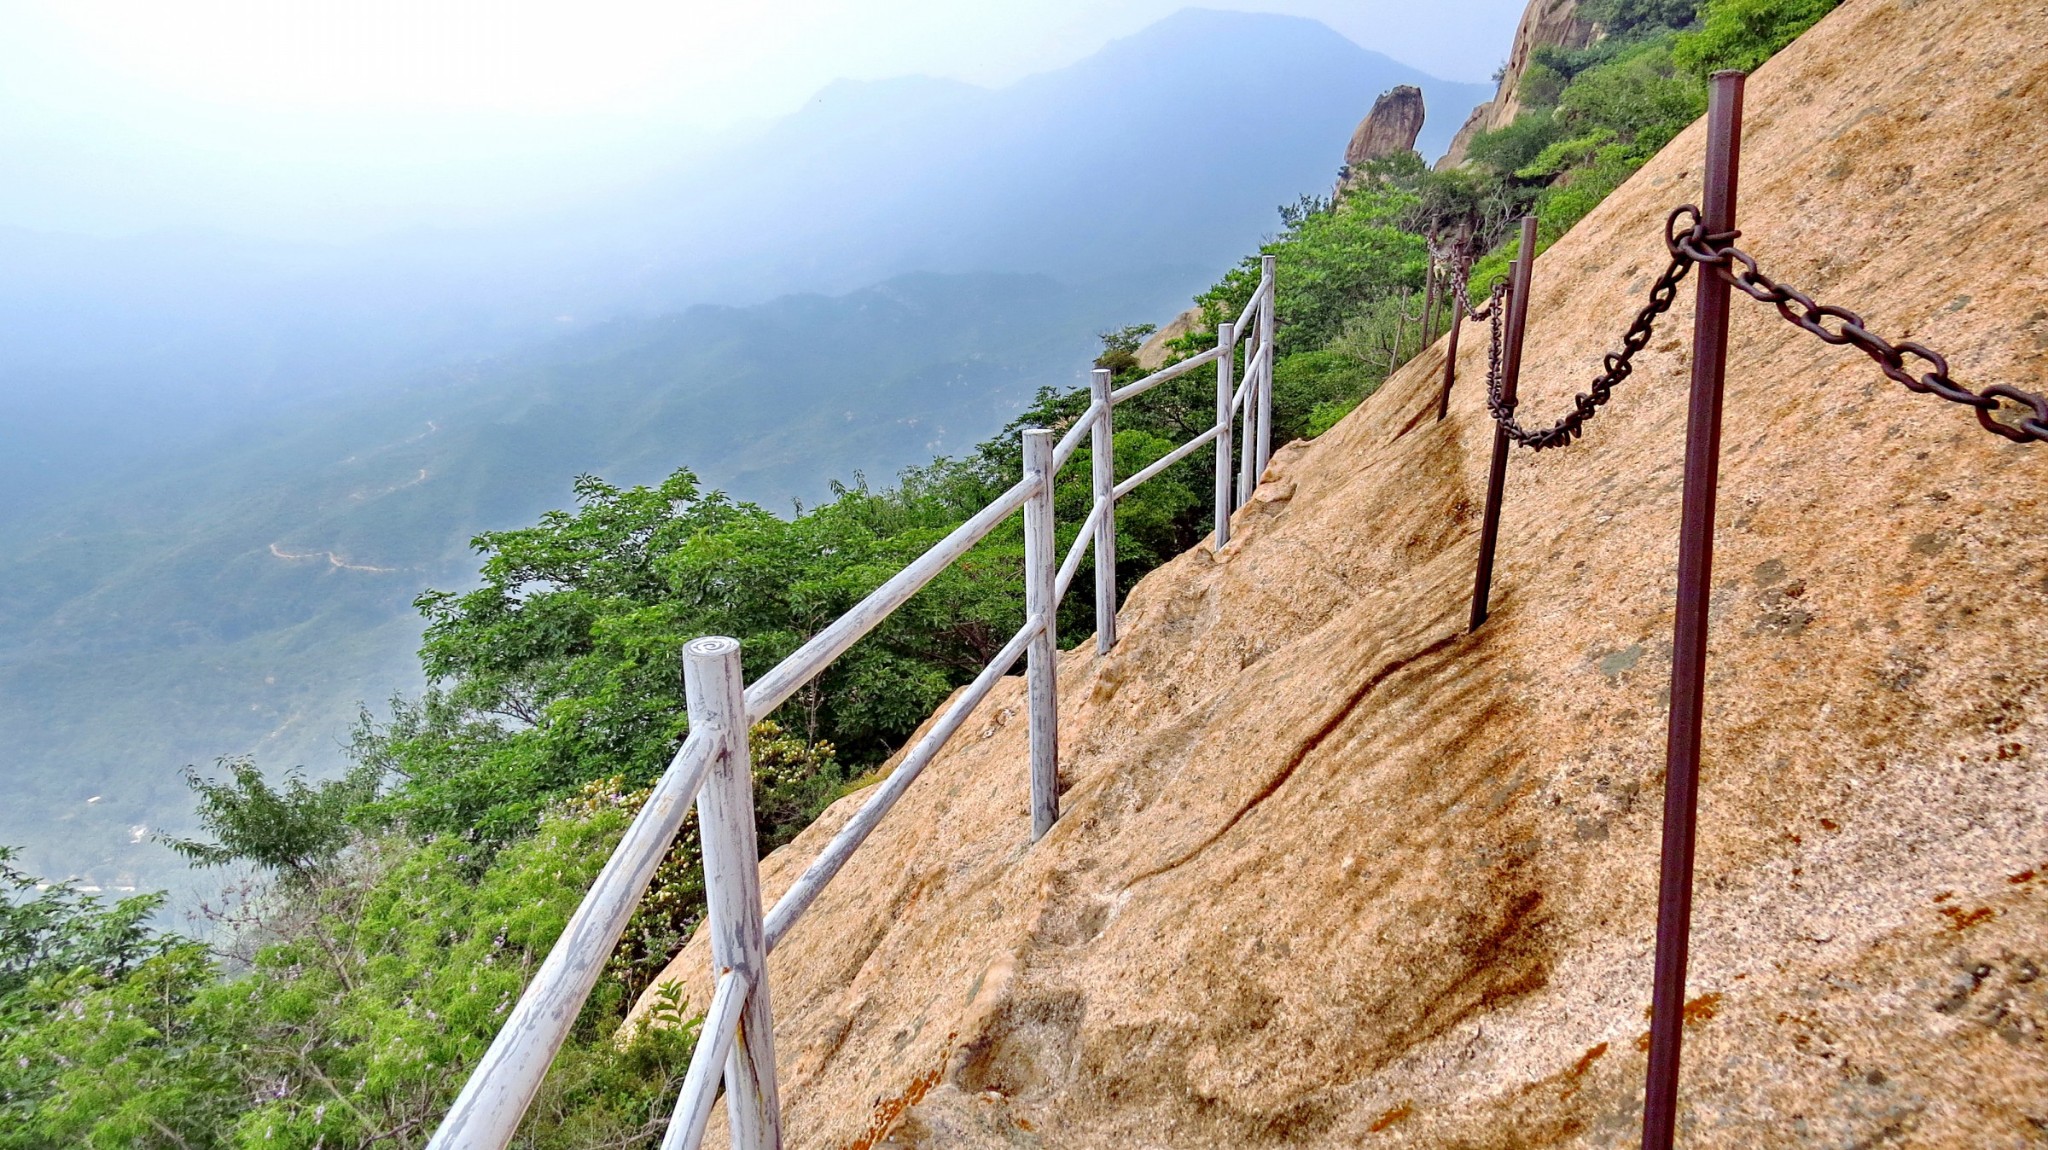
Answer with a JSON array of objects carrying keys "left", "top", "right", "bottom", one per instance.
[
  {"left": 0, "top": 10, "right": 1485, "bottom": 515},
  {"left": 582, "top": 9, "right": 1486, "bottom": 302}
]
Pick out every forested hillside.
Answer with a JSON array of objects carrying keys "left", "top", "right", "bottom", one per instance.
[
  {"left": 0, "top": 269, "right": 1182, "bottom": 900},
  {"left": 0, "top": 3, "right": 1844, "bottom": 1145}
]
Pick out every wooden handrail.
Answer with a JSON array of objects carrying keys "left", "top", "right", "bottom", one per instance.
[
  {"left": 662, "top": 967, "right": 753, "bottom": 1150},
  {"left": 426, "top": 729, "right": 715, "bottom": 1150},
  {"left": 1113, "top": 424, "right": 1220, "bottom": 500},
  {"left": 1052, "top": 400, "right": 1102, "bottom": 473},
  {"left": 432, "top": 264, "right": 1280, "bottom": 1150},
  {"left": 1055, "top": 499, "right": 1104, "bottom": 605},
  {"left": 741, "top": 476, "right": 1035, "bottom": 725},
  {"left": 762, "top": 616, "right": 1041, "bottom": 949},
  {"left": 1111, "top": 344, "right": 1221, "bottom": 403}
]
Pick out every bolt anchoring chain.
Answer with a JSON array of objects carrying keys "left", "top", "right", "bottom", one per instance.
[{"left": 1666, "top": 204, "right": 2048, "bottom": 444}]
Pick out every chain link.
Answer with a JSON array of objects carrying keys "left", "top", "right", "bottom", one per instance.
[
  {"left": 1429, "top": 247, "right": 1501, "bottom": 324},
  {"left": 1477, "top": 205, "right": 2045, "bottom": 448},
  {"left": 1486, "top": 229, "right": 1695, "bottom": 451},
  {"left": 1482, "top": 277, "right": 1508, "bottom": 417},
  {"left": 1667, "top": 205, "right": 2048, "bottom": 444},
  {"left": 1460, "top": 264, "right": 1500, "bottom": 322}
]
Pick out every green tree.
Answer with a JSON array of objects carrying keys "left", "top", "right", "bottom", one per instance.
[
  {"left": 0, "top": 846, "right": 163, "bottom": 1002},
  {"left": 162, "top": 759, "right": 380, "bottom": 885},
  {"left": 1583, "top": 0, "right": 1700, "bottom": 38},
  {"left": 1675, "top": 0, "right": 1841, "bottom": 76}
]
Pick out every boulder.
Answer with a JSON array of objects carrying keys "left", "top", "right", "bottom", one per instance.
[
  {"left": 1438, "top": 0, "right": 1597, "bottom": 168},
  {"left": 1338, "top": 85, "right": 1427, "bottom": 193}
]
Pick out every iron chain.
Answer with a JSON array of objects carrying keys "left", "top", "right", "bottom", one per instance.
[
  {"left": 1667, "top": 205, "right": 2048, "bottom": 444},
  {"left": 1459, "top": 265, "right": 1500, "bottom": 323},
  {"left": 1486, "top": 237, "right": 1694, "bottom": 451},
  {"left": 1480, "top": 205, "right": 2046, "bottom": 448}
]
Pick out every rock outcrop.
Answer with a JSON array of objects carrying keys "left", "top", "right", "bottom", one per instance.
[
  {"left": 1438, "top": 0, "right": 1597, "bottom": 168},
  {"left": 1133, "top": 306, "right": 1203, "bottom": 372},
  {"left": 1337, "top": 85, "right": 1427, "bottom": 194},
  {"left": 637, "top": 0, "right": 2048, "bottom": 1144}
]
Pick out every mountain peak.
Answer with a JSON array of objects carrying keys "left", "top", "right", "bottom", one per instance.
[{"left": 1092, "top": 6, "right": 1405, "bottom": 72}]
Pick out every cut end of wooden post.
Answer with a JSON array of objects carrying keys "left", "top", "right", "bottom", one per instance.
[{"left": 685, "top": 636, "right": 742, "bottom": 660}]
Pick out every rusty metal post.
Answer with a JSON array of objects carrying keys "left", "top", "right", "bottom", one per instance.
[
  {"left": 1641, "top": 70, "right": 1745, "bottom": 1150},
  {"left": 1388, "top": 296, "right": 1405, "bottom": 380},
  {"left": 1467, "top": 215, "right": 1537, "bottom": 631},
  {"left": 1421, "top": 255, "right": 1440, "bottom": 347},
  {"left": 1436, "top": 287, "right": 1465, "bottom": 422}
]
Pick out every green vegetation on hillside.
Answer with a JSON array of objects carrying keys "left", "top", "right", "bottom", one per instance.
[
  {"left": 0, "top": 2, "right": 1844, "bottom": 1144},
  {"left": 1462, "top": 0, "right": 1841, "bottom": 288}
]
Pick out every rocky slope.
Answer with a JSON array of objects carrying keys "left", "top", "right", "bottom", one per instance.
[
  {"left": 1438, "top": 0, "right": 1595, "bottom": 168},
  {"left": 635, "top": 0, "right": 2048, "bottom": 1144}
]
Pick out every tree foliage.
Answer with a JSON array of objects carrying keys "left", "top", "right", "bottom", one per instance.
[
  {"left": 1674, "top": 0, "right": 1841, "bottom": 77},
  {"left": 163, "top": 759, "right": 379, "bottom": 884}
]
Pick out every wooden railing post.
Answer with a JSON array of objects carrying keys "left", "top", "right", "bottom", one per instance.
[
  {"left": 1089, "top": 369, "right": 1118, "bottom": 654},
  {"left": 1255, "top": 255, "right": 1277, "bottom": 480},
  {"left": 1641, "top": 69, "right": 1746, "bottom": 1150},
  {"left": 1391, "top": 292, "right": 1409, "bottom": 379},
  {"left": 1237, "top": 321, "right": 1258, "bottom": 507},
  {"left": 1022, "top": 428, "right": 1060, "bottom": 838},
  {"left": 1468, "top": 214, "right": 1537, "bottom": 631},
  {"left": 684, "top": 637, "right": 781, "bottom": 1150},
  {"left": 1438, "top": 224, "right": 1474, "bottom": 422},
  {"left": 1213, "top": 322, "right": 1236, "bottom": 550}
]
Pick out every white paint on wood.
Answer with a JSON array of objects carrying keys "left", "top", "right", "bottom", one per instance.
[
  {"left": 687, "top": 637, "right": 782, "bottom": 1150},
  {"left": 1110, "top": 345, "right": 1221, "bottom": 404},
  {"left": 1054, "top": 499, "right": 1103, "bottom": 606},
  {"left": 744, "top": 478, "right": 1032, "bottom": 725},
  {"left": 1214, "top": 323, "right": 1235, "bottom": 550},
  {"left": 1112, "top": 424, "right": 1219, "bottom": 500},
  {"left": 1022, "top": 429, "right": 1060, "bottom": 839},
  {"left": 425, "top": 729, "right": 714, "bottom": 1150},
  {"left": 762, "top": 617, "right": 1038, "bottom": 950},
  {"left": 1090, "top": 368, "right": 1118, "bottom": 654},
  {"left": 1256, "top": 257, "right": 1277, "bottom": 481},
  {"left": 1234, "top": 285, "right": 1263, "bottom": 337},
  {"left": 662, "top": 967, "right": 753, "bottom": 1150},
  {"left": 1230, "top": 359, "right": 1257, "bottom": 415},
  {"left": 1237, "top": 347, "right": 1258, "bottom": 506},
  {"left": 1051, "top": 401, "right": 1101, "bottom": 473}
]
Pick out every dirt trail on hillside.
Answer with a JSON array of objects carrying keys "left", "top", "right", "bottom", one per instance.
[{"left": 634, "top": 1, "right": 2048, "bottom": 1144}]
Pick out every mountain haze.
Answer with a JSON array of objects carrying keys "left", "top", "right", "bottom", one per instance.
[
  {"left": 0, "top": 11, "right": 1486, "bottom": 518},
  {"left": 0, "top": 269, "right": 1172, "bottom": 895},
  {"left": 0, "top": 9, "right": 1485, "bottom": 903}
]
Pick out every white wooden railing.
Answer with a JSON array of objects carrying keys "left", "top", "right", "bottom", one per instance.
[{"left": 426, "top": 256, "right": 1278, "bottom": 1150}]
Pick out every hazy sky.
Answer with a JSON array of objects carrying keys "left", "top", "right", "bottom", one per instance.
[{"left": 0, "top": 1, "right": 1523, "bottom": 239}]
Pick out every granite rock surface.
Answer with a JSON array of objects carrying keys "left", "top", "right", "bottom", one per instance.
[{"left": 635, "top": 2, "right": 2048, "bottom": 1144}]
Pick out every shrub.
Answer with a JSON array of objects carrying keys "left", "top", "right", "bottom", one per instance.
[{"left": 1675, "top": 0, "right": 1842, "bottom": 77}]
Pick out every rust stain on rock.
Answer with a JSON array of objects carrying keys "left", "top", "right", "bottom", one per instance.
[{"left": 1368, "top": 1101, "right": 1414, "bottom": 1133}]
